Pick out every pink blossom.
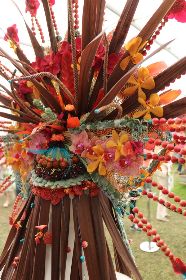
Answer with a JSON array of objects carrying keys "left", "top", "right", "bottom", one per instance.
[
  {"left": 167, "top": 0, "right": 186, "bottom": 23},
  {"left": 4, "top": 24, "right": 19, "bottom": 44},
  {"left": 26, "top": 0, "right": 40, "bottom": 17},
  {"left": 69, "top": 131, "right": 91, "bottom": 155}
]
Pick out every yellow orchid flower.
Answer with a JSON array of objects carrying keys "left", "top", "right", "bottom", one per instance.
[
  {"left": 106, "top": 130, "right": 129, "bottom": 161},
  {"left": 120, "top": 37, "right": 145, "bottom": 71},
  {"left": 123, "top": 67, "right": 155, "bottom": 96},
  {"left": 86, "top": 145, "right": 106, "bottom": 176},
  {"left": 133, "top": 93, "right": 163, "bottom": 120}
]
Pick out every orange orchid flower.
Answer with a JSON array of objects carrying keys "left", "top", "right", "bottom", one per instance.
[
  {"left": 106, "top": 130, "right": 129, "bottom": 161},
  {"left": 133, "top": 93, "right": 163, "bottom": 120},
  {"left": 120, "top": 37, "right": 145, "bottom": 71},
  {"left": 123, "top": 67, "right": 155, "bottom": 96},
  {"left": 86, "top": 145, "right": 106, "bottom": 176}
]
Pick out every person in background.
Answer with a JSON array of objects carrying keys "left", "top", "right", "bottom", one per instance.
[{"left": 153, "top": 162, "right": 173, "bottom": 222}]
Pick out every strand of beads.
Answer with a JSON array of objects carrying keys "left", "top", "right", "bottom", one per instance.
[
  {"left": 9, "top": 194, "right": 23, "bottom": 226},
  {"left": 128, "top": 207, "right": 175, "bottom": 259},
  {"left": 72, "top": 0, "right": 79, "bottom": 34},
  {"left": 142, "top": 178, "right": 186, "bottom": 216},
  {"left": 142, "top": 17, "right": 169, "bottom": 56},
  {"left": 49, "top": 0, "right": 60, "bottom": 39}
]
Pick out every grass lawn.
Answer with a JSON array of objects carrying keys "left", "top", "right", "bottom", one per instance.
[{"left": 0, "top": 173, "right": 185, "bottom": 280}]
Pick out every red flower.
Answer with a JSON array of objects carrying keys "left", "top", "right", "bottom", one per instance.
[
  {"left": 167, "top": 0, "right": 186, "bottom": 22},
  {"left": 18, "top": 81, "right": 33, "bottom": 99},
  {"left": 26, "top": 0, "right": 40, "bottom": 17},
  {"left": 4, "top": 24, "right": 19, "bottom": 44},
  {"left": 67, "top": 117, "right": 80, "bottom": 128},
  {"left": 49, "top": 0, "right": 55, "bottom": 5},
  {"left": 31, "top": 53, "right": 61, "bottom": 75}
]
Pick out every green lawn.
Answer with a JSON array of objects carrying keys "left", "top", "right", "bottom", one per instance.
[{"left": 0, "top": 174, "right": 185, "bottom": 280}]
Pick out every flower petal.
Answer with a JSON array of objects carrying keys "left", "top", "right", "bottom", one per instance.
[
  {"left": 120, "top": 133, "right": 128, "bottom": 143},
  {"left": 133, "top": 109, "right": 147, "bottom": 119},
  {"left": 92, "top": 144, "right": 104, "bottom": 155},
  {"left": 120, "top": 56, "right": 130, "bottom": 71},
  {"left": 138, "top": 97, "right": 147, "bottom": 107},
  {"left": 150, "top": 106, "right": 163, "bottom": 117},
  {"left": 150, "top": 93, "right": 160, "bottom": 106},
  {"left": 138, "top": 88, "right": 146, "bottom": 100},
  {"left": 115, "top": 149, "right": 121, "bottom": 161},
  {"left": 106, "top": 140, "right": 117, "bottom": 148},
  {"left": 112, "top": 130, "right": 119, "bottom": 142},
  {"left": 87, "top": 160, "right": 99, "bottom": 173},
  {"left": 125, "top": 37, "right": 142, "bottom": 55},
  {"left": 142, "top": 76, "right": 155, "bottom": 90},
  {"left": 132, "top": 53, "right": 143, "bottom": 64},
  {"left": 98, "top": 162, "right": 106, "bottom": 176},
  {"left": 144, "top": 112, "right": 152, "bottom": 120}
]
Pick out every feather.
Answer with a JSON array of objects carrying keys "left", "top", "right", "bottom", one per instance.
[
  {"left": 0, "top": 111, "right": 32, "bottom": 123},
  {"left": 82, "top": 0, "right": 105, "bottom": 50},
  {"left": 41, "top": 0, "right": 57, "bottom": 53},
  {"left": 0, "top": 93, "right": 12, "bottom": 107},
  {"left": 78, "top": 32, "right": 104, "bottom": 115},
  {"left": 159, "top": 90, "right": 181, "bottom": 105},
  {"left": 109, "top": 0, "right": 140, "bottom": 54},
  {"left": 163, "top": 97, "right": 186, "bottom": 118}
]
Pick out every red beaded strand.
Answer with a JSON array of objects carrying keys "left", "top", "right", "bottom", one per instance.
[
  {"left": 35, "top": 17, "right": 45, "bottom": 44},
  {"left": 72, "top": 0, "right": 79, "bottom": 32},
  {"left": 49, "top": 1, "right": 60, "bottom": 38}
]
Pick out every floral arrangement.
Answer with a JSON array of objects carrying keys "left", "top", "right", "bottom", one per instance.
[{"left": 0, "top": 0, "right": 186, "bottom": 279}]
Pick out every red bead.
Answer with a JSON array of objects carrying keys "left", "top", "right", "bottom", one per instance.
[
  {"left": 145, "top": 177, "right": 152, "bottom": 183},
  {"left": 146, "top": 223, "right": 152, "bottom": 230},
  {"left": 170, "top": 127, "right": 175, "bottom": 132},
  {"left": 152, "top": 181, "right": 157, "bottom": 187},
  {"left": 168, "top": 192, "right": 174, "bottom": 198},
  {"left": 180, "top": 200, "right": 186, "bottom": 207},
  {"left": 142, "top": 227, "right": 147, "bottom": 232},
  {"left": 160, "top": 118, "right": 166, "bottom": 124},
  {"left": 152, "top": 237, "right": 157, "bottom": 242},
  {"left": 157, "top": 185, "right": 163, "bottom": 190},
  {"left": 142, "top": 190, "right": 147, "bottom": 195},
  {"left": 171, "top": 156, "right": 178, "bottom": 163},
  {"left": 161, "top": 245, "right": 168, "bottom": 252},
  {"left": 141, "top": 218, "right": 147, "bottom": 224},
  {"left": 148, "top": 39, "right": 153, "bottom": 45},
  {"left": 170, "top": 204, "right": 176, "bottom": 211},
  {"left": 155, "top": 139, "right": 162, "bottom": 145},
  {"left": 175, "top": 118, "right": 182, "bottom": 124},
  {"left": 169, "top": 253, "right": 174, "bottom": 260},
  {"left": 152, "top": 35, "right": 156, "bottom": 40},
  {"left": 159, "top": 198, "right": 165, "bottom": 204},
  {"left": 174, "top": 146, "right": 181, "bottom": 153},
  {"left": 147, "top": 231, "right": 152, "bottom": 236},
  {"left": 148, "top": 138, "right": 154, "bottom": 144},
  {"left": 151, "top": 229, "right": 157, "bottom": 235},
  {"left": 168, "top": 118, "right": 174, "bottom": 125},
  {"left": 165, "top": 248, "right": 171, "bottom": 256},
  {"left": 152, "top": 154, "right": 159, "bottom": 160},
  {"left": 175, "top": 127, "right": 180, "bottom": 132},
  {"left": 159, "top": 155, "right": 165, "bottom": 161},
  {"left": 138, "top": 222, "right": 143, "bottom": 228},
  {"left": 178, "top": 158, "right": 185, "bottom": 164},
  {"left": 161, "top": 141, "right": 168, "bottom": 148},
  {"left": 155, "top": 30, "right": 160, "bottom": 35},
  {"left": 153, "top": 195, "right": 158, "bottom": 201},
  {"left": 142, "top": 50, "right": 147, "bottom": 56},
  {"left": 146, "top": 153, "right": 152, "bottom": 159},
  {"left": 147, "top": 192, "right": 153, "bottom": 199},
  {"left": 128, "top": 214, "right": 134, "bottom": 220},
  {"left": 158, "top": 240, "right": 164, "bottom": 247},
  {"left": 155, "top": 234, "right": 160, "bottom": 241},
  {"left": 162, "top": 188, "right": 169, "bottom": 195},
  {"left": 137, "top": 212, "right": 143, "bottom": 219},
  {"left": 174, "top": 196, "right": 181, "bottom": 203},
  {"left": 177, "top": 207, "right": 182, "bottom": 214},
  {"left": 133, "top": 218, "right": 139, "bottom": 224},
  {"left": 12, "top": 261, "right": 17, "bottom": 268},
  {"left": 146, "top": 45, "right": 151, "bottom": 50},
  {"left": 183, "top": 210, "right": 186, "bottom": 216},
  {"left": 133, "top": 207, "right": 139, "bottom": 213},
  {"left": 153, "top": 118, "right": 160, "bottom": 125},
  {"left": 164, "top": 155, "right": 171, "bottom": 161},
  {"left": 167, "top": 144, "right": 174, "bottom": 150},
  {"left": 182, "top": 118, "right": 186, "bottom": 124}
]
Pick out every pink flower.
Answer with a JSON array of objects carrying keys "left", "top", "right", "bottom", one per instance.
[
  {"left": 116, "top": 156, "right": 143, "bottom": 176},
  {"left": 26, "top": 0, "right": 40, "bottom": 17},
  {"left": 4, "top": 24, "right": 19, "bottom": 44},
  {"left": 29, "top": 132, "right": 49, "bottom": 150},
  {"left": 167, "top": 0, "right": 186, "bottom": 23},
  {"left": 69, "top": 131, "right": 91, "bottom": 155}
]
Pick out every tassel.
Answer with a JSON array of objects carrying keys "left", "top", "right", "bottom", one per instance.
[{"left": 171, "top": 257, "right": 186, "bottom": 275}]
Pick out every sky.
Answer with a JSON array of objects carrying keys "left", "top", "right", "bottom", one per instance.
[{"left": 0, "top": 0, "right": 185, "bottom": 111}]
